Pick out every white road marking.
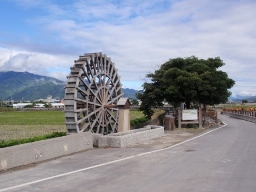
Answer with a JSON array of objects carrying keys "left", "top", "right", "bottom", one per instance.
[{"left": 0, "top": 123, "right": 227, "bottom": 192}]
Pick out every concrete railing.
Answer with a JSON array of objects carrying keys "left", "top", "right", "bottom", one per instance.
[
  {"left": 222, "top": 112, "right": 256, "bottom": 123},
  {"left": 0, "top": 126, "right": 165, "bottom": 171},
  {"left": 0, "top": 132, "right": 93, "bottom": 171}
]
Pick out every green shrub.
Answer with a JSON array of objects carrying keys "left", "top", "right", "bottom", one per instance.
[{"left": 130, "top": 116, "right": 148, "bottom": 126}]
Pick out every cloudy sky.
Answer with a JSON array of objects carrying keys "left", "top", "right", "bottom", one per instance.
[{"left": 0, "top": 0, "right": 255, "bottom": 97}]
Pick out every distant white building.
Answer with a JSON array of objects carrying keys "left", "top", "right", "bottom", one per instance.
[
  {"left": 35, "top": 95, "right": 60, "bottom": 103},
  {"left": 12, "top": 95, "right": 64, "bottom": 109},
  {"left": 13, "top": 103, "right": 32, "bottom": 108},
  {"left": 34, "top": 104, "right": 45, "bottom": 108},
  {"left": 51, "top": 103, "right": 64, "bottom": 108}
]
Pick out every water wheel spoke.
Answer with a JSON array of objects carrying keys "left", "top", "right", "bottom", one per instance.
[
  {"left": 78, "top": 76, "right": 102, "bottom": 104},
  {"left": 97, "top": 80, "right": 105, "bottom": 102},
  {"left": 77, "top": 107, "right": 102, "bottom": 124},
  {"left": 76, "top": 87, "right": 89, "bottom": 97},
  {"left": 105, "top": 77, "right": 111, "bottom": 87},
  {"left": 75, "top": 98, "right": 102, "bottom": 107},
  {"left": 80, "top": 123, "right": 90, "bottom": 132},
  {"left": 89, "top": 110, "right": 102, "bottom": 131},
  {"left": 95, "top": 111, "right": 103, "bottom": 133},
  {"left": 105, "top": 109, "right": 118, "bottom": 122},
  {"left": 86, "top": 60, "right": 99, "bottom": 90},
  {"left": 106, "top": 93, "right": 123, "bottom": 105},
  {"left": 81, "top": 66, "right": 91, "bottom": 83},
  {"left": 74, "top": 108, "right": 87, "bottom": 113}
]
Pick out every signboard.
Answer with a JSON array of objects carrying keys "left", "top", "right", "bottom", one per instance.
[{"left": 182, "top": 109, "right": 198, "bottom": 120}]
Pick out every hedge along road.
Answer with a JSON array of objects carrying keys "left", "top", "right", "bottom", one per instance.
[{"left": 1, "top": 114, "right": 256, "bottom": 192}]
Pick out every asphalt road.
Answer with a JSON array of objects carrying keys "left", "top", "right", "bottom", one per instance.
[{"left": 1, "top": 114, "right": 256, "bottom": 192}]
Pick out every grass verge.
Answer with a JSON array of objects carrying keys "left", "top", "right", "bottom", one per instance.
[{"left": 0, "top": 132, "right": 66, "bottom": 148}]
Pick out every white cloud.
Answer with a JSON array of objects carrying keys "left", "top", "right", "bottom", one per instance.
[
  {"left": 2, "top": 53, "right": 30, "bottom": 70},
  {"left": 0, "top": 48, "right": 74, "bottom": 81}
]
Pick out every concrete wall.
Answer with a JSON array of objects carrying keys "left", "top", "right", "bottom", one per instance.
[
  {"left": 0, "top": 126, "right": 165, "bottom": 171},
  {"left": 0, "top": 132, "right": 93, "bottom": 171},
  {"left": 93, "top": 125, "right": 164, "bottom": 148}
]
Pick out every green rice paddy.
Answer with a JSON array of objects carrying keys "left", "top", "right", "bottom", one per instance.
[{"left": 0, "top": 109, "right": 146, "bottom": 141}]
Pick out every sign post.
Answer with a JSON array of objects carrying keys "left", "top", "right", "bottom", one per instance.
[{"left": 178, "top": 104, "right": 202, "bottom": 128}]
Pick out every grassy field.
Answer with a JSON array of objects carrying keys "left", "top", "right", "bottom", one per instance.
[
  {"left": 0, "top": 111, "right": 65, "bottom": 125},
  {"left": 130, "top": 109, "right": 145, "bottom": 120},
  {"left": 0, "top": 111, "right": 66, "bottom": 141},
  {"left": 0, "top": 110, "right": 148, "bottom": 141}
]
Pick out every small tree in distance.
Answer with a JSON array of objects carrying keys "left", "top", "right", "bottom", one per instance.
[
  {"left": 137, "top": 56, "right": 235, "bottom": 118},
  {"left": 131, "top": 99, "right": 139, "bottom": 106}
]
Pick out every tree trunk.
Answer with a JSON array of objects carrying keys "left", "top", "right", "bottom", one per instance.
[{"left": 185, "top": 101, "right": 191, "bottom": 109}]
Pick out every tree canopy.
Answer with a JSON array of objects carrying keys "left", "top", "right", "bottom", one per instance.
[{"left": 137, "top": 56, "right": 235, "bottom": 118}]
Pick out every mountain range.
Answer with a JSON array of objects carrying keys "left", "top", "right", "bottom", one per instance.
[
  {"left": 229, "top": 95, "right": 256, "bottom": 102},
  {"left": 0, "top": 71, "right": 138, "bottom": 101},
  {"left": 1, "top": 71, "right": 254, "bottom": 103}
]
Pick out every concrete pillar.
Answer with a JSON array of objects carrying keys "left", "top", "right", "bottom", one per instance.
[
  {"left": 165, "top": 115, "right": 175, "bottom": 130},
  {"left": 118, "top": 109, "right": 130, "bottom": 132}
]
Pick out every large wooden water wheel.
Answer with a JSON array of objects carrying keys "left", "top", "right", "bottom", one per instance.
[{"left": 64, "top": 52, "right": 123, "bottom": 134}]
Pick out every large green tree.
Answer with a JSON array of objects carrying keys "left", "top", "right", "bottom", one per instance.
[{"left": 137, "top": 56, "right": 235, "bottom": 118}]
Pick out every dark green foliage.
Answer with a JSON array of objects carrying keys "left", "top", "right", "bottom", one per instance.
[
  {"left": 137, "top": 56, "right": 235, "bottom": 118},
  {"left": 0, "top": 132, "right": 66, "bottom": 148},
  {"left": 131, "top": 99, "right": 139, "bottom": 105},
  {"left": 130, "top": 116, "right": 148, "bottom": 126}
]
